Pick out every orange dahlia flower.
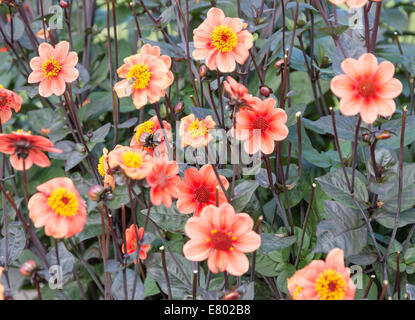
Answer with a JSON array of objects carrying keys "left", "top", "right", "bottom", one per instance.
[
  {"left": 122, "top": 225, "right": 151, "bottom": 263},
  {"left": 183, "top": 203, "right": 260, "bottom": 276},
  {"left": 179, "top": 113, "right": 216, "bottom": 148},
  {"left": 0, "top": 87, "right": 22, "bottom": 124},
  {"left": 329, "top": 0, "right": 381, "bottom": 8},
  {"left": 108, "top": 145, "right": 153, "bottom": 180},
  {"left": 192, "top": 8, "right": 253, "bottom": 73},
  {"left": 28, "top": 41, "right": 79, "bottom": 97},
  {"left": 114, "top": 44, "right": 174, "bottom": 109},
  {"left": 146, "top": 156, "right": 181, "bottom": 208},
  {"left": 287, "top": 248, "right": 356, "bottom": 300},
  {"left": 0, "top": 130, "right": 62, "bottom": 171},
  {"left": 233, "top": 97, "right": 288, "bottom": 155},
  {"left": 223, "top": 76, "right": 256, "bottom": 110},
  {"left": 130, "top": 116, "right": 172, "bottom": 157},
  {"left": 98, "top": 147, "right": 115, "bottom": 190},
  {"left": 28, "top": 177, "right": 87, "bottom": 239},
  {"left": 176, "top": 164, "right": 229, "bottom": 216},
  {"left": 330, "top": 53, "right": 402, "bottom": 124}
]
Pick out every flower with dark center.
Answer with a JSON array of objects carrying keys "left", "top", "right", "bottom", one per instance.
[
  {"left": 233, "top": 97, "right": 289, "bottom": 155},
  {"left": 176, "top": 165, "right": 229, "bottom": 216},
  {"left": 183, "top": 203, "right": 261, "bottom": 276},
  {"left": 0, "top": 130, "right": 62, "bottom": 171}
]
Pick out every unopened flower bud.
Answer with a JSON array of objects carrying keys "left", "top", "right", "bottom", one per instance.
[
  {"left": 321, "top": 56, "right": 329, "bottom": 65},
  {"left": 274, "top": 59, "right": 284, "bottom": 69},
  {"left": 88, "top": 185, "right": 105, "bottom": 202},
  {"left": 59, "top": 0, "right": 69, "bottom": 8},
  {"left": 86, "top": 130, "right": 94, "bottom": 139},
  {"left": 362, "top": 133, "right": 371, "bottom": 143},
  {"left": 199, "top": 64, "right": 208, "bottom": 78},
  {"left": 175, "top": 101, "right": 184, "bottom": 114},
  {"left": 375, "top": 130, "right": 392, "bottom": 140},
  {"left": 20, "top": 260, "right": 37, "bottom": 277},
  {"left": 259, "top": 85, "right": 273, "bottom": 98},
  {"left": 222, "top": 291, "right": 240, "bottom": 300}
]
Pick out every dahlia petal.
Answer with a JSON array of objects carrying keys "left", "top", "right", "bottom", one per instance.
[
  {"left": 29, "top": 149, "right": 51, "bottom": 168},
  {"left": 226, "top": 251, "right": 249, "bottom": 276},
  {"left": 132, "top": 90, "right": 148, "bottom": 109},
  {"left": 346, "top": 0, "right": 369, "bottom": 8},
  {"left": 28, "top": 70, "right": 44, "bottom": 84},
  {"left": 39, "top": 79, "right": 53, "bottom": 97},
  {"left": 223, "top": 17, "right": 243, "bottom": 33},
  {"left": 51, "top": 77, "right": 66, "bottom": 96},
  {"left": 160, "top": 55, "right": 172, "bottom": 69},
  {"left": 329, "top": 0, "right": 346, "bottom": 4},
  {"left": 60, "top": 66, "right": 79, "bottom": 83},
  {"left": 266, "top": 123, "right": 289, "bottom": 142},
  {"left": 360, "top": 101, "right": 379, "bottom": 124},
  {"left": 205, "top": 7, "right": 226, "bottom": 29},
  {"left": 345, "top": 278, "right": 357, "bottom": 300},
  {"left": 216, "top": 52, "right": 236, "bottom": 73},
  {"left": 260, "top": 135, "right": 275, "bottom": 154},
  {"left": 235, "top": 30, "right": 253, "bottom": 50},
  {"left": 38, "top": 42, "right": 54, "bottom": 60},
  {"left": 207, "top": 249, "right": 228, "bottom": 273},
  {"left": 205, "top": 49, "right": 219, "bottom": 71},
  {"left": 29, "top": 56, "right": 43, "bottom": 70},
  {"left": 66, "top": 210, "right": 87, "bottom": 238},
  {"left": 358, "top": 53, "right": 378, "bottom": 78},
  {"left": 233, "top": 230, "right": 261, "bottom": 253},
  {"left": 230, "top": 213, "right": 254, "bottom": 236},
  {"left": 61, "top": 51, "right": 78, "bottom": 67},
  {"left": 339, "top": 95, "right": 363, "bottom": 116},
  {"left": 176, "top": 195, "right": 196, "bottom": 214},
  {"left": 10, "top": 154, "right": 33, "bottom": 171},
  {"left": 28, "top": 193, "right": 52, "bottom": 227},
  {"left": 45, "top": 215, "right": 69, "bottom": 239},
  {"left": 216, "top": 203, "right": 236, "bottom": 230},
  {"left": 325, "top": 248, "right": 345, "bottom": 271},
  {"left": 53, "top": 41, "right": 70, "bottom": 62},
  {"left": 330, "top": 74, "right": 356, "bottom": 98},
  {"left": 372, "top": 61, "right": 395, "bottom": 84},
  {"left": 0, "top": 109, "right": 12, "bottom": 125},
  {"left": 340, "top": 58, "right": 361, "bottom": 81},
  {"left": 114, "top": 79, "right": 131, "bottom": 98},
  {"left": 184, "top": 167, "right": 201, "bottom": 188},
  {"left": 376, "top": 99, "right": 396, "bottom": 117},
  {"left": 183, "top": 240, "right": 211, "bottom": 261},
  {"left": 376, "top": 78, "right": 403, "bottom": 99}
]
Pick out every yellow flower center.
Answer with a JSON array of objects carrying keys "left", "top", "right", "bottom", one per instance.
[
  {"left": 188, "top": 119, "right": 208, "bottom": 138},
  {"left": 210, "top": 25, "right": 238, "bottom": 53},
  {"left": 292, "top": 285, "right": 303, "bottom": 300},
  {"left": 98, "top": 155, "right": 105, "bottom": 177},
  {"left": 42, "top": 57, "right": 62, "bottom": 80},
  {"left": 315, "top": 269, "right": 347, "bottom": 300},
  {"left": 135, "top": 120, "right": 155, "bottom": 143},
  {"left": 122, "top": 150, "right": 143, "bottom": 168},
  {"left": 127, "top": 64, "right": 152, "bottom": 90},
  {"left": 15, "top": 129, "right": 31, "bottom": 135},
  {"left": 48, "top": 187, "right": 79, "bottom": 218}
]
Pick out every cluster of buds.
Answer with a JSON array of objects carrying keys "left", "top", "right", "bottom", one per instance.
[{"left": 88, "top": 185, "right": 114, "bottom": 202}]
